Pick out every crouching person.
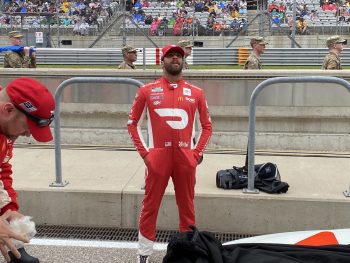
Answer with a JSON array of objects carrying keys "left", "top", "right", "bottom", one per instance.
[{"left": 0, "top": 77, "right": 55, "bottom": 263}]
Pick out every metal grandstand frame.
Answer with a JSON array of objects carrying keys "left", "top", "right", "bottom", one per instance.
[
  {"left": 227, "top": 0, "right": 301, "bottom": 48},
  {"left": 89, "top": 0, "right": 158, "bottom": 48}
]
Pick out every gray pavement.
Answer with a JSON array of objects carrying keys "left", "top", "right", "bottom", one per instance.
[{"left": 0, "top": 243, "right": 166, "bottom": 263}]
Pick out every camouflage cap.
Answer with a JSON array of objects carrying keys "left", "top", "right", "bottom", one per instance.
[
  {"left": 326, "top": 35, "right": 346, "bottom": 48},
  {"left": 250, "top": 36, "right": 268, "bottom": 46},
  {"left": 8, "top": 31, "right": 23, "bottom": 38},
  {"left": 177, "top": 40, "right": 194, "bottom": 48},
  {"left": 122, "top": 45, "right": 137, "bottom": 53}
]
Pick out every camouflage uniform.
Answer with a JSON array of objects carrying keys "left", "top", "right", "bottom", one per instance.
[
  {"left": 3, "top": 31, "right": 36, "bottom": 68},
  {"left": 117, "top": 61, "right": 136, "bottom": 69},
  {"left": 322, "top": 35, "right": 346, "bottom": 70},
  {"left": 244, "top": 36, "right": 268, "bottom": 70},
  {"left": 118, "top": 45, "right": 137, "bottom": 69},
  {"left": 322, "top": 52, "right": 341, "bottom": 70},
  {"left": 177, "top": 40, "right": 193, "bottom": 70},
  {"left": 244, "top": 53, "right": 262, "bottom": 69},
  {"left": 4, "top": 51, "right": 36, "bottom": 68},
  {"left": 183, "top": 60, "right": 190, "bottom": 70}
]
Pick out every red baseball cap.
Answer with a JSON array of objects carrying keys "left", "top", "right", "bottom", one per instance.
[
  {"left": 6, "top": 77, "right": 55, "bottom": 142},
  {"left": 161, "top": 44, "right": 185, "bottom": 60}
]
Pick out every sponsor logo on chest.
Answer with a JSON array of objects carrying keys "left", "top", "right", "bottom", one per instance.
[
  {"left": 185, "top": 97, "right": 195, "bottom": 103},
  {"left": 183, "top": 87, "right": 191, "bottom": 96},
  {"left": 150, "top": 95, "right": 164, "bottom": 101},
  {"left": 151, "top": 87, "right": 163, "bottom": 93}
]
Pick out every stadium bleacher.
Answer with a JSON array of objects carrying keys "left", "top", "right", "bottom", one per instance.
[
  {"left": 128, "top": 0, "right": 248, "bottom": 36},
  {"left": 0, "top": 0, "right": 120, "bottom": 36},
  {"left": 269, "top": 0, "right": 347, "bottom": 35}
]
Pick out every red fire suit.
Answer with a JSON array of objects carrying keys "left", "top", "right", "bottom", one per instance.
[
  {"left": 0, "top": 135, "right": 19, "bottom": 214},
  {"left": 127, "top": 76, "right": 212, "bottom": 255}
]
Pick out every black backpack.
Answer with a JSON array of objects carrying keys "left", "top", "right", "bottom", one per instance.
[{"left": 216, "top": 150, "right": 289, "bottom": 194}]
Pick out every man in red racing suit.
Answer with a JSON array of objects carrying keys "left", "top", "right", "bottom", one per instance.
[
  {"left": 0, "top": 77, "right": 55, "bottom": 263},
  {"left": 127, "top": 45, "right": 212, "bottom": 263}
]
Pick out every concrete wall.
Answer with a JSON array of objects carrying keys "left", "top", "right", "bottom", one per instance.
[{"left": 2, "top": 69, "right": 350, "bottom": 151}]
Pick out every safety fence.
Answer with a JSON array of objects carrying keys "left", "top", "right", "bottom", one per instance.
[
  {"left": 2, "top": 47, "right": 350, "bottom": 66},
  {"left": 245, "top": 76, "right": 350, "bottom": 197},
  {"left": 50, "top": 76, "right": 350, "bottom": 198},
  {"left": 51, "top": 77, "right": 144, "bottom": 187}
]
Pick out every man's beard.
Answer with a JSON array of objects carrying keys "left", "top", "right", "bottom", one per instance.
[{"left": 164, "top": 61, "right": 183, "bottom": 75}]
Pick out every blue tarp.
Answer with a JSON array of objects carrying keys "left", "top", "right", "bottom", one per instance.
[{"left": 0, "top": 46, "right": 24, "bottom": 53}]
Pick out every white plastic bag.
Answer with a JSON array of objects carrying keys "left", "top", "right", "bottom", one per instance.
[{"left": 9, "top": 216, "right": 36, "bottom": 248}]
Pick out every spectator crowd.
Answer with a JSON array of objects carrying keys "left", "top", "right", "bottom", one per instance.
[
  {"left": 129, "top": 0, "right": 248, "bottom": 36},
  {"left": 0, "top": 0, "right": 116, "bottom": 36}
]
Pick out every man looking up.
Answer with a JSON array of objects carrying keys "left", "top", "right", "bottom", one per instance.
[{"left": 127, "top": 44, "right": 212, "bottom": 263}]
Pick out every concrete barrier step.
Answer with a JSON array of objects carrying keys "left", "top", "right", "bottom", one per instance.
[{"left": 13, "top": 145, "right": 350, "bottom": 235}]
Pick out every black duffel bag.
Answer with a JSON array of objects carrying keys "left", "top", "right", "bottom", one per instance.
[{"left": 216, "top": 162, "right": 289, "bottom": 194}]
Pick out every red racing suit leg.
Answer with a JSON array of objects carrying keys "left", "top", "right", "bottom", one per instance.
[
  {"left": 172, "top": 148, "right": 197, "bottom": 232},
  {"left": 138, "top": 147, "right": 197, "bottom": 255},
  {"left": 139, "top": 148, "right": 172, "bottom": 243}
]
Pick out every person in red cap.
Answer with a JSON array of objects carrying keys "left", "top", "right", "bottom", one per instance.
[
  {"left": 0, "top": 77, "right": 55, "bottom": 263},
  {"left": 127, "top": 45, "right": 212, "bottom": 263}
]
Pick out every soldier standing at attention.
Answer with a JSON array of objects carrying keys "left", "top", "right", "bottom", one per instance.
[
  {"left": 4, "top": 31, "right": 36, "bottom": 68},
  {"left": 177, "top": 40, "right": 193, "bottom": 69},
  {"left": 118, "top": 45, "right": 138, "bottom": 69},
  {"left": 244, "top": 36, "right": 268, "bottom": 70},
  {"left": 322, "top": 35, "right": 346, "bottom": 70}
]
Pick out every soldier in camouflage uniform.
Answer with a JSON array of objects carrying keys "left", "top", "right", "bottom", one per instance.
[
  {"left": 244, "top": 36, "right": 268, "bottom": 70},
  {"left": 322, "top": 35, "right": 346, "bottom": 70},
  {"left": 177, "top": 39, "right": 193, "bottom": 69},
  {"left": 3, "top": 31, "right": 36, "bottom": 68},
  {"left": 118, "top": 45, "right": 137, "bottom": 69}
]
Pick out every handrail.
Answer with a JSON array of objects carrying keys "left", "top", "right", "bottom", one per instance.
[
  {"left": 244, "top": 76, "right": 350, "bottom": 194},
  {"left": 51, "top": 77, "right": 144, "bottom": 187},
  {"left": 3, "top": 47, "right": 350, "bottom": 66}
]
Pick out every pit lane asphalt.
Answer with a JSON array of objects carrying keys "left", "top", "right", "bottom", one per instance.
[{"left": 1, "top": 239, "right": 167, "bottom": 263}]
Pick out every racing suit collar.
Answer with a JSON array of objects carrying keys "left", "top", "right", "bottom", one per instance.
[{"left": 161, "top": 76, "right": 185, "bottom": 90}]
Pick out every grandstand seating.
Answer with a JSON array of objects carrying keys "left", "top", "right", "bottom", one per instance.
[
  {"left": 269, "top": 0, "right": 346, "bottom": 35},
  {"left": 1, "top": 0, "right": 345, "bottom": 40},
  {"left": 0, "top": 0, "right": 120, "bottom": 36},
  {"left": 128, "top": 0, "right": 248, "bottom": 36}
]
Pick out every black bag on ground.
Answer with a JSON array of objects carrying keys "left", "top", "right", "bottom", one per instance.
[
  {"left": 216, "top": 162, "right": 280, "bottom": 189},
  {"left": 216, "top": 150, "right": 289, "bottom": 193},
  {"left": 163, "top": 226, "right": 350, "bottom": 263},
  {"left": 162, "top": 225, "right": 224, "bottom": 263}
]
